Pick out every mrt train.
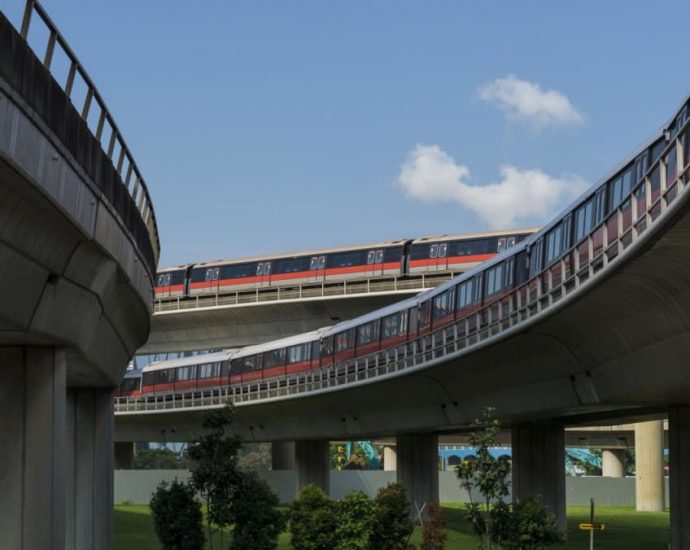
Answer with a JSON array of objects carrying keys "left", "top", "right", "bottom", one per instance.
[
  {"left": 119, "top": 93, "right": 690, "bottom": 401},
  {"left": 154, "top": 230, "right": 535, "bottom": 299}
]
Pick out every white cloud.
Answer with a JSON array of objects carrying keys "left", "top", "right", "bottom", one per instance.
[
  {"left": 477, "top": 75, "right": 584, "bottom": 128},
  {"left": 397, "top": 144, "right": 589, "bottom": 228}
]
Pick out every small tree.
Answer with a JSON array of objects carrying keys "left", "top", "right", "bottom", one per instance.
[
  {"left": 334, "top": 491, "right": 374, "bottom": 550},
  {"left": 150, "top": 479, "right": 204, "bottom": 550},
  {"left": 456, "top": 407, "right": 511, "bottom": 549},
  {"left": 289, "top": 484, "right": 338, "bottom": 550},
  {"left": 187, "top": 404, "right": 242, "bottom": 549},
  {"left": 370, "top": 482, "right": 414, "bottom": 550},
  {"left": 231, "top": 470, "right": 286, "bottom": 550},
  {"left": 421, "top": 503, "right": 447, "bottom": 550}
]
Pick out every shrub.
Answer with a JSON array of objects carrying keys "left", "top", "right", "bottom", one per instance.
[
  {"left": 334, "top": 491, "right": 374, "bottom": 550},
  {"left": 149, "top": 480, "right": 204, "bottom": 550},
  {"left": 421, "top": 503, "right": 447, "bottom": 550},
  {"left": 495, "top": 497, "right": 565, "bottom": 549},
  {"left": 370, "top": 482, "right": 414, "bottom": 550},
  {"left": 289, "top": 485, "right": 337, "bottom": 550},
  {"left": 231, "top": 470, "right": 286, "bottom": 550}
]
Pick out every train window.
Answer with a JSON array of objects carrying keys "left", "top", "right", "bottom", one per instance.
[
  {"left": 264, "top": 262, "right": 271, "bottom": 274},
  {"left": 575, "top": 200, "right": 593, "bottom": 241},
  {"left": 433, "top": 288, "right": 456, "bottom": 318},
  {"left": 562, "top": 214, "right": 573, "bottom": 250},
  {"left": 529, "top": 238, "right": 544, "bottom": 277},
  {"left": 545, "top": 223, "right": 564, "bottom": 264},
  {"left": 157, "top": 273, "right": 171, "bottom": 286},
  {"left": 367, "top": 251, "right": 375, "bottom": 265},
  {"left": 430, "top": 245, "right": 438, "bottom": 259},
  {"left": 288, "top": 344, "right": 310, "bottom": 364},
  {"left": 505, "top": 257, "right": 515, "bottom": 288},
  {"left": 650, "top": 165, "right": 661, "bottom": 195},
  {"left": 439, "top": 244, "right": 447, "bottom": 258},
  {"left": 486, "top": 263, "right": 505, "bottom": 296},
  {"left": 275, "top": 257, "right": 309, "bottom": 273},
  {"left": 457, "top": 278, "right": 475, "bottom": 309},
  {"left": 594, "top": 188, "right": 606, "bottom": 224},
  {"left": 507, "top": 237, "right": 516, "bottom": 249},
  {"left": 320, "top": 337, "right": 333, "bottom": 357},
  {"left": 497, "top": 238, "right": 506, "bottom": 253},
  {"left": 335, "top": 329, "right": 355, "bottom": 352},
  {"left": 609, "top": 177, "right": 623, "bottom": 210},
  {"left": 418, "top": 301, "right": 432, "bottom": 328},
  {"left": 256, "top": 263, "right": 263, "bottom": 275},
  {"left": 636, "top": 152, "right": 649, "bottom": 182},
  {"left": 310, "top": 257, "right": 318, "bottom": 270},
  {"left": 375, "top": 249, "right": 384, "bottom": 263},
  {"left": 666, "top": 149, "right": 678, "bottom": 186},
  {"left": 357, "top": 321, "right": 380, "bottom": 345},
  {"left": 318, "top": 256, "right": 326, "bottom": 269}
]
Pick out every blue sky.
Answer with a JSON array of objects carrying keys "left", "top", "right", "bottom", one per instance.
[{"left": 5, "top": 1, "right": 690, "bottom": 267}]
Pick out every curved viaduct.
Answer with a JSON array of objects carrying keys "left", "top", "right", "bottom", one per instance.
[
  {"left": 0, "top": 3, "right": 158, "bottom": 549},
  {"left": 117, "top": 96, "right": 690, "bottom": 544}
]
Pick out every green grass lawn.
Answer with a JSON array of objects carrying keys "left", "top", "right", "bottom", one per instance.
[{"left": 115, "top": 503, "right": 669, "bottom": 549}]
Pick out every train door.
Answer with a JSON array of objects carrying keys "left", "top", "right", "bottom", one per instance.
[
  {"left": 157, "top": 273, "right": 171, "bottom": 297},
  {"left": 373, "top": 249, "right": 384, "bottom": 276},
  {"left": 256, "top": 261, "right": 271, "bottom": 288},
  {"left": 437, "top": 242, "right": 448, "bottom": 271},
  {"left": 205, "top": 267, "right": 220, "bottom": 294},
  {"left": 366, "top": 250, "right": 377, "bottom": 277},
  {"left": 309, "top": 255, "right": 326, "bottom": 283}
]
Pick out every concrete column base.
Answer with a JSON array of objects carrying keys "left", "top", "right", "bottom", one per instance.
[
  {"left": 115, "top": 442, "right": 134, "bottom": 470},
  {"left": 396, "top": 434, "right": 439, "bottom": 518},
  {"left": 635, "top": 420, "right": 665, "bottom": 512},
  {"left": 383, "top": 445, "right": 397, "bottom": 471},
  {"left": 0, "top": 347, "right": 66, "bottom": 550},
  {"left": 511, "top": 422, "right": 566, "bottom": 530},
  {"left": 272, "top": 441, "right": 295, "bottom": 470},
  {"left": 66, "top": 390, "right": 114, "bottom": 550},
  {"left": 669, "top": 406, "right": 690, "bottom": 548},
  {"left": 295, "top": 440, "right": 329, "bottom": 495},
  {"left": 602, "top": 448, "right": 626, "bottom": 478}
]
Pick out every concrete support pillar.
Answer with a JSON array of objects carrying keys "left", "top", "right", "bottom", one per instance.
[
  {"left": 511, "top": 422, "right": 566, "bottom": 530},
  {"left": 66, "top": 390, "right": 114, "bottom": 550},
  {"left": 383, "top": 445, "right": 397, "bottom": 471},
  {"left": 0, "top": 347, "right": 66, "bottom": 550},
  {"left": 602, "top": 448, "right": 626, "bottom": 478},
  {"left": 669, "top": 406, "right": 690, "bottom": 548},
  {"left": 635, "top": 420, "right": 665, "bottom": 512},
  {"left": 396, "top": 434, "right": 439, "bottom": 516},
  {"left": 295, "top": 440, "right": 329, "bottom": 495},
  {"left": 114, "top": 442, "right": 134, "bottom": 470},
  {"left": 272, "top": 441, "right": 295, "bottom": 470}
]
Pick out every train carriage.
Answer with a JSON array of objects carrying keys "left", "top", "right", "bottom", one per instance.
[
  {"left": 115, "top": 368, "right": 142, "bottom": 398},
  {"left": 187, "top": 240, "right": 409, "bottom": 296},
  {"left": 154, "top": 264, "right": 191, "bottom": 298},
  {"left": 407, "top": 229, "right": 534, "bottom": 275},
  {"left": 141, "top": 350, "right": 235, "bottom": 395}
]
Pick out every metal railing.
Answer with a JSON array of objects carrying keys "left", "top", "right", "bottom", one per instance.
[
  {"left": 18, "top": 0, "right": 160, "bottom": 267},
  {"left": 153, "top": 273, "right": 456, "bottom": 313},
  {"left": 115, "top": 114, "right": 690, "bottom": 415}
]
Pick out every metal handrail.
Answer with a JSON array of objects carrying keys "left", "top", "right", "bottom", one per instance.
[
  {"left": 19, "top": 0, "right": 160, "bottom": 266},
  {"left": 115, "top": 119, "right": 689, "bottom": 414},
  {"left": 153, "top": 272, "right": 457, "bottom": 313}
]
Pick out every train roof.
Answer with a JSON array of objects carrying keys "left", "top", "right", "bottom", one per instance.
[
  {"left": 143, "top": 350, "right": 237, "bottom": 373},
  {"left": 323, "top": 294, "right": 425, "bottom": 336},
  {"left": 232, "top": 327, "right": 332, "bottom": 358},
  {"left": 156, "top": 263, "right": 193, "bottom": 274},
  {"left": 123, "top": 369, "right": 142, "bottom": 379},
  {"left": 410, "top": 228, "right": 537, "bottom": 244}
]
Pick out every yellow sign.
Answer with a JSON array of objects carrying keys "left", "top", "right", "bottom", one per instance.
[{"left": 579, "top": 523, "right": 606, "bottom": 531}]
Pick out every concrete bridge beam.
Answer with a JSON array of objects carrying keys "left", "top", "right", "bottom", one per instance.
[
  {"left": 396, "top": 434, "right": 439, "bottom": 517},
  {"left": 635, "top": 420, "right": 665, "bottom": 512},
  {"left": 669, "top": 405, "right": 690, "bottom": 548},
  {"left": 511, "top": 422, "right": 566, "bottom": 530},
  {"left": 295, "top": 440, "right": 329, "bottom": 496}
]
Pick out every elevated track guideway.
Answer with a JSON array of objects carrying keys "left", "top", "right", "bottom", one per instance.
[
  {"left": 0, "top": 2, "right": 159, "bottom": 548},
  {"left": 117, "top": 93, "right": 690, "bottom": 545}
]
